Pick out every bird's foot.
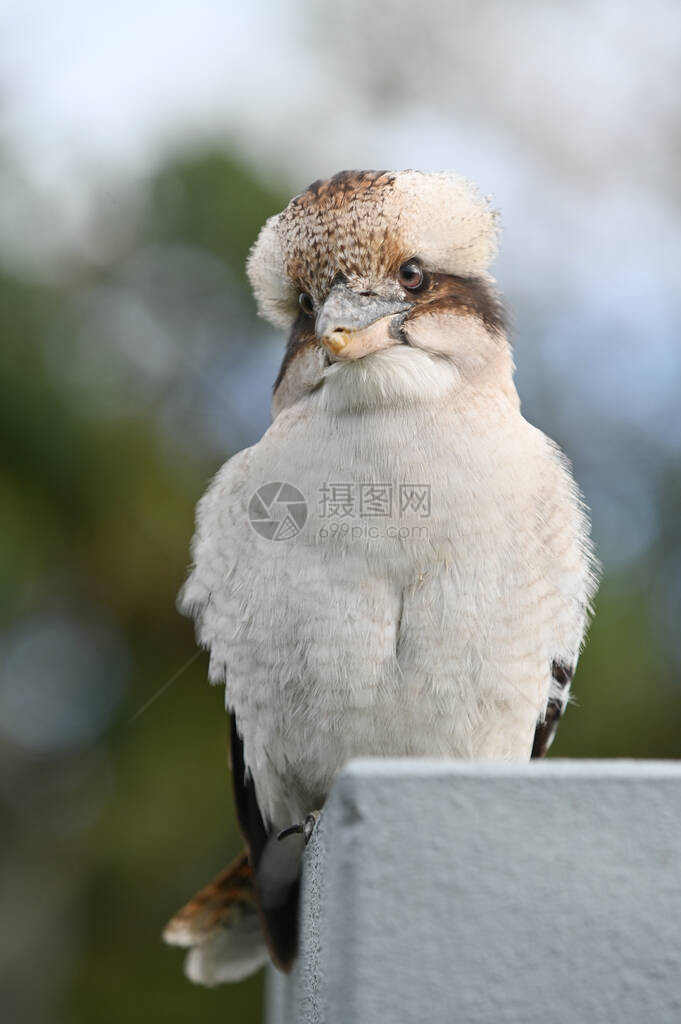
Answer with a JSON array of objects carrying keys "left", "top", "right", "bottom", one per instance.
[{"left": 277, "top": 811, "right": 320, "bottom": 845}]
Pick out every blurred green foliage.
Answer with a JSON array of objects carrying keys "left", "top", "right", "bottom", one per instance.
[
  {"left": 0, "top": 152, "right": 287, "bottom": 1024},
  {"left": 0, "top": 149, "right": 679, "bottom": 1024}
]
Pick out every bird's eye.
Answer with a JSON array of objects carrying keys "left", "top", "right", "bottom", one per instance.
[
  {"left": 398, "top": 259, "right": 424, "bottom": 291},
  {"left": 299, "top": 292, "right": 314, "bottom": 317}
]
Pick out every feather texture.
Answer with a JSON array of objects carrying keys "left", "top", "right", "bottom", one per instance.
[
  {"left": 180, "top": 318, "right": 597, "bottom": 831},
  {"left": 172, "top": 169, "right": 599, "bottom": 986},
  {"left": 163, "top": 851, "right": 268, "bottom": 985}
]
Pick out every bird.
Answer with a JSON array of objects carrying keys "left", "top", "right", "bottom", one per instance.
[{"left": 162, "top": 169, "right": 599, "bottom": 985}]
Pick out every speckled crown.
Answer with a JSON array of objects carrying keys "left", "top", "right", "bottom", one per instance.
[{"left": 247, "top": 170, "right": 500, "bottom": 330}]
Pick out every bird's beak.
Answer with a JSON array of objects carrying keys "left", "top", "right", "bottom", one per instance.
[{"left": 316, "top": 282, "right": 411, "bottom": 361}]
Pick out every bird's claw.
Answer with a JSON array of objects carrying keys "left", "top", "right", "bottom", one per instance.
[{"left": 277, "top": 811, "right": 319, "bottom": 845}]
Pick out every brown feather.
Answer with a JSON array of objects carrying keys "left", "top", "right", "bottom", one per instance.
[
  {"left": 405, "top": 272, "right": 507, "bottom": 336},
  {"left": 163, "top": 849, "right": 256, "bottom": 946}
]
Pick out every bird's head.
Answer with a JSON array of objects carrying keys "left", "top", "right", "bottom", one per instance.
[{"left": 247, "top": 170, "right": 511, "bottom": 414}]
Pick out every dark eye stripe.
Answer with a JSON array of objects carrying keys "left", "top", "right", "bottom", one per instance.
[
  {"left": 273, "top": 311, "right": 317, "bottom": 396},
  {"left": 405, "top": 273, "right": 507, "bottom": 336}
]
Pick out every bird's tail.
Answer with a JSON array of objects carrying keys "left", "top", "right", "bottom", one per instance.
[{"left": 162, "top": 849, "right": 268, "bottom": 986}]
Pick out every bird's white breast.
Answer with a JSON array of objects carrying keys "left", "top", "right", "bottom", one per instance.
[{"left": 181, "top": 348, "right": 595, "bottom": 830}]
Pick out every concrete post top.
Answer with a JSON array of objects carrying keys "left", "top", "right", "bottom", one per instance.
[
  {"left": 268, "top": 759, "right": 681, "bottom": 1024},
  {"left": 334, "top": 756, "right": 681, "bottom": 783}
]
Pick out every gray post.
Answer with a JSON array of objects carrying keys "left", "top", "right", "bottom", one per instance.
[{"left": 266, "top": 759, "right": 681, "bottom": 1024}]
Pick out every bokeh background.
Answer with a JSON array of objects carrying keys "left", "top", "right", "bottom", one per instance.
[{"left": 1, "top": 2, "right": 680, "bottom": 1021}]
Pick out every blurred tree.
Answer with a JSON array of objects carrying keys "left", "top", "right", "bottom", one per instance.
[
  {"left": 0, "top": 143, "right": 678, "bottom": 1024},
  {"left": 0, "top": 150, "right": 287, "bottom": 1024},
  {"left": 146, "top": 153, "right": 287, "bottom": 288}
]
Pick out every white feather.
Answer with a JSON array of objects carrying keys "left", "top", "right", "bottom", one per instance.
[
  {"left": 180, "top": 317, "right": 597, "bottom": 832},
  {"left": 183, "top": 917, "right": 268, "bottom": 986}
]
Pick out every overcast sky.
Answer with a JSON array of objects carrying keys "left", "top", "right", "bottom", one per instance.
[
  {"left": 1, "top": 0, "right": 679, "bottom": 280},
  {"left": 2, "top": 0, "right": 680, "bottom": 568}
]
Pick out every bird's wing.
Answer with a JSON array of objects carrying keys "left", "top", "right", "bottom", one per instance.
[
  {"left": 179, "top": 445, "right": 303, "bottom": 971},
  {"left": 528, "top": 433, "right": 599, "bottom": 759},
  {"left": 531, "top": 660, "right": 573, "bottom": 758},
  {"left": 229, "top": 713, "right": 269, "bottom": 866},
  {"left": 230, "top": 714, "right": 301, "bottom": 971},
  {"left": 177, "top": 446, "right": 254, "bottom": 647}
]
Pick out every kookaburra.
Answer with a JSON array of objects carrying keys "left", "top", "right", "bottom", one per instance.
[{"left": 163, "top": 170, "right": 598, "bottom": 984}]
